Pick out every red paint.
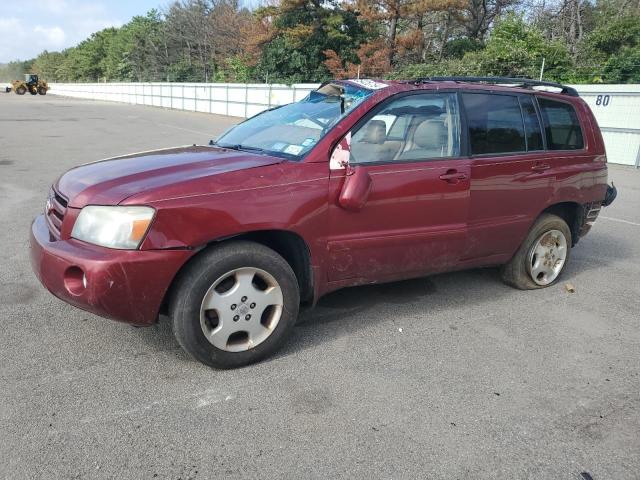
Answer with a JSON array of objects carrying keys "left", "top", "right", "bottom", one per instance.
[
  {"left": 31, "top": 80, "right": 610, "bottom": 325},
  {"left": 338, "top": 167, "right": 372, "bottom": 211}
]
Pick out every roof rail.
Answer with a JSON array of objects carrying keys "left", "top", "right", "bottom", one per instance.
[{"left": 413, "top": 76, "right": 579, "bottom": 97}]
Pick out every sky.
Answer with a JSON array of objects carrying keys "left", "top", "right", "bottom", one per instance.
[
  {"left": 0, "top": 0, "right": 163, "bottom": 63},
  {"left": 0, "top": 0, "right": 260, "bottom": 63}
]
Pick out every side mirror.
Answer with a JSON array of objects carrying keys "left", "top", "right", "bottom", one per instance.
[
  {"left": 331, "top": 131, "right": 372, "bottom": 211},
  {"left": 339, "top": 166, "right": 372, "bottom": 211}
]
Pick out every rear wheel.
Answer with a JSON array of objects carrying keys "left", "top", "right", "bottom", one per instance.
[
  {"left": 15, "top": 86, "right": 26, "bottom": 95},
  {"left": 38, "top": 87, "right": 47, "bottom": 95},
  {"left": 501, "top": 213, "right": 572, "bottom": 290},
  {"left": 169, "top": 241, "right": 300, "bottom": 369}
]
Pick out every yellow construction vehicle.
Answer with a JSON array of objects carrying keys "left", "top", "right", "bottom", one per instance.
[{"left": 11, "top": 74, "right": 49, "bottom": 95}]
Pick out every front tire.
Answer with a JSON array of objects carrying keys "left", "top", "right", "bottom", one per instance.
[
  {"left": 15, "top": 86, "right": 26, "bottom": 95},
  {"left": 38, "top": 87, "right": 47, "bottom": 95},
  {"left": 501, "top": 213, "right": 572, "bottom": 290},
  {"left": 169, "top": 241, "right": 300, "bottom": 369}
]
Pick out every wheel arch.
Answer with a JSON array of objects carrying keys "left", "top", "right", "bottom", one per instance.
[
  {"left": 223, "top": 230, "right": 314, "bottom": 305},
  {"left": 538, "top": 201, "right": 583, "bottom": 246},
  {"left": 160, "top": 229, "right": 314, "bottom": 318}
]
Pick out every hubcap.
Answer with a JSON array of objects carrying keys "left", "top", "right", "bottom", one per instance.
[
  {"left": 199, "top": 267, "right": 283, "bottom": 352},
  {"left": 527, "top": 229, "right": 568, "bottom": 286}
]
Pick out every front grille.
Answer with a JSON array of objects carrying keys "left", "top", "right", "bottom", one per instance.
[{"left": 46, "top": 188, "right": 68, "bottom": 239}]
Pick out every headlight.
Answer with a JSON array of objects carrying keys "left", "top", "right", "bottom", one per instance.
[{"left": 71, "top": 206, "right": 155, "bottom": 249}]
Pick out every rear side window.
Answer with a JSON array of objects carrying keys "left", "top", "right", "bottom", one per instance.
[
  {"left": 538, "top": 98, "right": 584, "bottom": 150},
  {"left": 463, "top": 93, "right": 526, "bottom": 155},
  {"left": 520, "top": 96, "right": 543, "bottom": 151}
]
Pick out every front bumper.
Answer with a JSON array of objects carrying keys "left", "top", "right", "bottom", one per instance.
[{"left": 30, "top": 215, "right": 193, "bottom": 325}]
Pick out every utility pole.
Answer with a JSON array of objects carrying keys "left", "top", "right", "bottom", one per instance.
[{"left": 539, "top": 58, "right": 546, "bottom": 81}]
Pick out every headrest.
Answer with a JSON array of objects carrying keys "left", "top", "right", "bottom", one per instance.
[
  {"left": 360, "top": 120, "right": 386, "bottom": 144},
  {"left": 413, "top": 120, "right": 446, "bottom": 148}
]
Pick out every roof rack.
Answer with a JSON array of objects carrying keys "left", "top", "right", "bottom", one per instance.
[{"left": 413, "top": 76, "right": 579, "bottom": 97}]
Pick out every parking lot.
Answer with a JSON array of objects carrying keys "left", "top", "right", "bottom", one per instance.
[{"left": 1, "top": 93, "right": 639, "bottom": 479}]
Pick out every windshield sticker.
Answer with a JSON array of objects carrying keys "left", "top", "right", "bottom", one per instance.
[
  {"left": 284, "top": 144, "right": 304, "bottom": 155},
  {"left": 272, "top": 142, "right": 287, "bottom": 151},
  {"left": 348, "top": 79, "right": 389, "bottom": 90},
  {"left": 301, "top": 138, "right": 316, "bottom": 147}
]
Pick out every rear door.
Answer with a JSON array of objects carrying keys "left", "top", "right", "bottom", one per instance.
[
  {"left": 461, "top": 92, "right": 554, "bottom": 264},
  {"left": 326, "top": 91, "right": 471, "bottom": 283}
]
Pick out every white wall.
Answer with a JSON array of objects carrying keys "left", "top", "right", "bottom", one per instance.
[
  {"left": 48, "top": 82, "right": 318, "bottom": 118},
  {"left": 570, "top": 84, "right": 640, "bottom": 167},
  {"left": 48, "top": 82, "right": 640, "bottom": 166}
]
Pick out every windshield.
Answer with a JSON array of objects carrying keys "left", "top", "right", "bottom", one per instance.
[{"left": 215, "top": 83, "right": 375, "bottom": 160}]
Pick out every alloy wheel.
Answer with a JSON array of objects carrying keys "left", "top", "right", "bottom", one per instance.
[
  {"left": 199, "top": 267, "right": 283, "bottom": 352},
  {"left": 527, "top": 229, "right": 568, "bottom": 286}
]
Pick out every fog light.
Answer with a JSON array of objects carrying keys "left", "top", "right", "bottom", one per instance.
[{"left": 64, "top": 266, "right": 86, "bottom": 296}]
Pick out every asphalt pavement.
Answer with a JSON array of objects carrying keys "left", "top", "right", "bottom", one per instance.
[{"left": 1, "top": 93, "right": 639, "bottom": 479}]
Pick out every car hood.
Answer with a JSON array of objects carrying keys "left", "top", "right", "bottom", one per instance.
[{"left": 56, "top": 146, "right": 283, "bottom": 208}]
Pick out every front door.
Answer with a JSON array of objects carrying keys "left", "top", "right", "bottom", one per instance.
[{"left": 326, "top": 92, "right": 471, "bottom": 283}]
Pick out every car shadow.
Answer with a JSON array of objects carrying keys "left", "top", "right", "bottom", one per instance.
[
  {"left": 272, "top": 266, "right": 509, "bottom": 360},
  {"left": 134, "top": 227, "right": 631, "bottom": 366}
]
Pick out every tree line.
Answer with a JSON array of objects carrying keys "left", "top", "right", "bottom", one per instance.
[{"left": 1, "top": 0, "right": 638, "bottom": 84}]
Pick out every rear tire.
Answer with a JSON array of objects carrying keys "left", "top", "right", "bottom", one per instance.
[
  {"left": 15, "top": 86, "right": 26, "bottom": 95},
  {"left": 169, "top": 241, "right": 300, "bottom": 369},
  {"left": 38, "top": 87, "right": 47, "bottom": 95},
  {"left": 501, "top": 213, "right": 572, "bottom": 290}
]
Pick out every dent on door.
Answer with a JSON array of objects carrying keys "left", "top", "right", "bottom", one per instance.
[{"left": 327, "top": 127, "right": 471, "bottom": 283}]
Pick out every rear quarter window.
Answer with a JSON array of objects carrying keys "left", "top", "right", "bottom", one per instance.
[{"left": 538, "top": 98, "right": 584, "bottom": 150}]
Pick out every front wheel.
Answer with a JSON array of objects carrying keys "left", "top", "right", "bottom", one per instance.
[
  {"left": 169, "top": 241, "right": 300, "bottom": 369},
  {"left": 15, "top": 86, "right": 26, "bottom": 95},
  {"left": 501, "top": 213, "right": 572, "bottom": 290},
  {"left": 38, "top": 87, "right": 47, "bottom": 95}
]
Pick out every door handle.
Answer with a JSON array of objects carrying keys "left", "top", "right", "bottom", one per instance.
[
  {"left": 439, "top": 170, "right": 468, "bottom": 183},
  {"left": 531, "top": 163, "right": 551, "bottom": 172}
]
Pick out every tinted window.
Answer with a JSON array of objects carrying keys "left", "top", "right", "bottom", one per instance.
[
  {"left": 520, "top": 96, "right": 544, "bottom": 151},
  {"left": 350, "top": 93, "right": 461, "bottom": 164},
  {"left": 463, "top": 93, "right": 526, "bottom": 155},
  {"left": 538, "top": 98, "right": 584, "bottom": 150}
]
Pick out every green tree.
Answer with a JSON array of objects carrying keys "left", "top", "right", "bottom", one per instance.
[
  {"left": 392, "top": 15, "right": 572, "bottom": 81},
  {"left": 464, "top": 14, "right": 572, "bottom": 81},
  {"left": 579, "top": 14, "right": 640, "bottom": 83},
  {"left": 254, "top": 0, "right": 369, "bottom": 82},
  {"left": 0, "top": 60, "right": 34, "bottom": 82},
  {"left": 122, "top": 11, "right": 167, "bottom": 81},
  {"left": 31, "top": 51, "right": 68, "bottom": 81}
]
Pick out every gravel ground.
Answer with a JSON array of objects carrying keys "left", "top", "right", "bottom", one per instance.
[{"left": 1, "top": 93, "right": 639, "bottom": 480}]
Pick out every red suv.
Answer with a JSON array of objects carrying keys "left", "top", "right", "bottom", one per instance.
[{"left": 31, "top": 77, "right": 616, "bottom": 368}]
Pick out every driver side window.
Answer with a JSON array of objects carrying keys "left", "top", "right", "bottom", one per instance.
[{"left": 350, "top": 93, "right": 461, "bottom": 164}]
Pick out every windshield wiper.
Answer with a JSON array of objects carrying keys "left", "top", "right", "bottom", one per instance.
[{"left": 218, "top": 144, "right": 266, "bottom": 154}]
